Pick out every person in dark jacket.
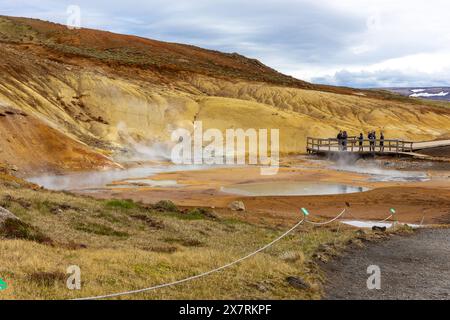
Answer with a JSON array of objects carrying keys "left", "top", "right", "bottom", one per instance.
[
  {"left": 372, "top": 131, "right": 377, "bottom": 151},
  {"left": 368, "top": 131, "right": 374, "bottom": 151},
  {"left": 379, "top": 132, "right": 385, "bottom": 152},
  {"left": 358, "top": 133, "right": 364, "bottom": 151},
  {"left": 342, "top": 131, "right": 348, "bottom": 151},
  {"left": 337, "top": 130, "right": 343, "bottom": 151}
]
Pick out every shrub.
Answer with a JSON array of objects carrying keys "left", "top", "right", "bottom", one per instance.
[{"left": 152, "top": 200, "right": 178, "bottom": 212}]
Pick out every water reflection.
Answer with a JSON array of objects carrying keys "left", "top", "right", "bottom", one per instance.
[{"left": 221, "top": 181, "right": 369, "bottom": 196}]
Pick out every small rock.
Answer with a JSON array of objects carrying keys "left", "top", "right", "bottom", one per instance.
[
  {"left": 313, "top": 252, "right": 328, "bottom": 263},
  {"left": 51, "top": 208, "right": 64, "bottom": 215},
  {"left": 279, "top": 251, "right": 302, "bottom": 262},
  {"left": 372, "top": 226, "right": 387, "bottom": 232},
  {"left": 286, "top": 276, "right": 310, "bottom": 290},
  {"left": 228, "top": 201, "right": 245, "bottom": 211},
  {"left": 0, "top": 206, "right": 19, "bottom": 226},
  {"left": 256, "top": 283, "right": 268, "bottom": 292},
  {"left": 318, "top": 244, "right": 331, "bottom": 251}
]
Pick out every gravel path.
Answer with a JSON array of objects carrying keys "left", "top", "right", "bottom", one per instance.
[{"left": 323, "top": 228, "right": 450, "bottom": 300}]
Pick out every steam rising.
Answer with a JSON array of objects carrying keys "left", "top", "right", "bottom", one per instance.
[
  {"left": 116, "top": 122, "right": 173, "bottom": 161},
  {"left": 27, "top": 164, "right": 212, "bottom": 191},
  {"left": 329, "top": 154, "right": 428, "bottom": 182}
]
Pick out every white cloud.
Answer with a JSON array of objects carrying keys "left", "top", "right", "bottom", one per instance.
[
  {"left": 2, "top": 0, "right": 450, "bottom": 87},
  {"left": 309, "top": 51, "right": 450, "bottom": 87}
]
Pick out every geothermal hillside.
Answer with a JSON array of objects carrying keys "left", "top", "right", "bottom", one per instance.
[{"left": 1, "top": 15, "right": 450, "bottom": 173}]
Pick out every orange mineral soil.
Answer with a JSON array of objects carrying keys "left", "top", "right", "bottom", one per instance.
[{"left": 80, "top": 158, "right": 450, "bottom": 226}]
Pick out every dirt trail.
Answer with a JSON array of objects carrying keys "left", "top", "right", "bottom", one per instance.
[{"left": 323, "top": 228, "right": 450, "bottom": 300}]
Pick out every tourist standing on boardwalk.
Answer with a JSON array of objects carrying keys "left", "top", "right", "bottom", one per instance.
[
  {"left": 380, "top": 132, "right": 385, "bottom": 152},
  {"left": 372, "top": 131, "right": 377, "bottom": 151},
  {"left": 368, "top": 131, "right": 374, "bottom": 151},
  {"left": 337, "top": 130, "right": 343, "bottom": 151},
  {"left": 358, "top": 133, "right": 364, "bottom": 151},
  {"left": 342, "top": 131, "right": 348, "bottom": 151}
]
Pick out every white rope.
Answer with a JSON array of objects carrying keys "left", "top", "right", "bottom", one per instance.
[
  {"left": 419, "top": 214, "right": 425, "bottom": 226},
  {"left": 305, "top": 209, "right": 346, "bottom": 226},
  {"left": 374, "top": 214, "right": 393, "bottom": 224},
  {"left": 73, "top": 216, "right": 306, "bottom": 300}
]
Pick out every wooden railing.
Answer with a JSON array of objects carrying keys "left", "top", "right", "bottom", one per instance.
[{"left": 306, "top": 137, "right": 414, "bottom": 154}]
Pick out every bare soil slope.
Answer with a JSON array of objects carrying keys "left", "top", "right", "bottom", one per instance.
[{"left": 0, "top": 105, "right": 117, "bottom": 174}]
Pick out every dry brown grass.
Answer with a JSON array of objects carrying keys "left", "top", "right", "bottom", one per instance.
[{"left": 0, "top": 182, "right": 367, "bottom": 300}]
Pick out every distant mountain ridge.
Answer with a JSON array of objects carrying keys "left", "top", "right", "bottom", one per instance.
[{"left": 385, "top": 87, "right": 450, "bottom": 102}]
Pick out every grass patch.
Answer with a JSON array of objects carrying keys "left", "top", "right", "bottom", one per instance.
[
  {"left": 0, "top": 218, "right": 52, "bottom": 244},
  {"left": 105, "top": 199, "right": 137, "bottom": 210},
  {"left": 74, "top": 221, "right": 129, "bottom": 238},
  {"left": 163, "top": 237, "right": 204, "bottom": 247},
  {"left": 27, "top": 271, "right": 66, "bottom": 287},
  {"left": 130, "top": 214, "right": 164, "bottom": 229},
  {"left": 187, "top": 208, "right": 218, "bottom": 220},
  {"left": 161, "top": 208, "right": 216, "bottom": 221},
  {"left": 140, "top": 245, "right": 177, "bottom": 254}
]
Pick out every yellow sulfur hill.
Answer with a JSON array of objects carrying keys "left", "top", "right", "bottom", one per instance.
[{"left": 0, "top": 15, "right": 449, "bottom": 173}]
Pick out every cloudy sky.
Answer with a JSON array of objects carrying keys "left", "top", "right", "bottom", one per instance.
[{"left": 2, "top": 0, "right": 450, "bottom": 88}]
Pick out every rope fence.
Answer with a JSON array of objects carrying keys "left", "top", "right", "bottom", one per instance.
[{"left": 73, "top": 207, "right": 416, "bottom": 300}]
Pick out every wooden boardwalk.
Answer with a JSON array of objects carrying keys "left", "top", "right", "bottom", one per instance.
[{"left": 306, "top": 137, "right": 450, "bottom": 157}]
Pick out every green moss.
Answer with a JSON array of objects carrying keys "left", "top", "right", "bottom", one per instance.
[
  {"left": 105, "top": 199, "right": 137, "bottom": 210},
  {"left": 188, "top": 207, "right": 217, "bottom": 219},
  {"left": 74, "top": 221, "right": 129, "bottom": 238}
]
